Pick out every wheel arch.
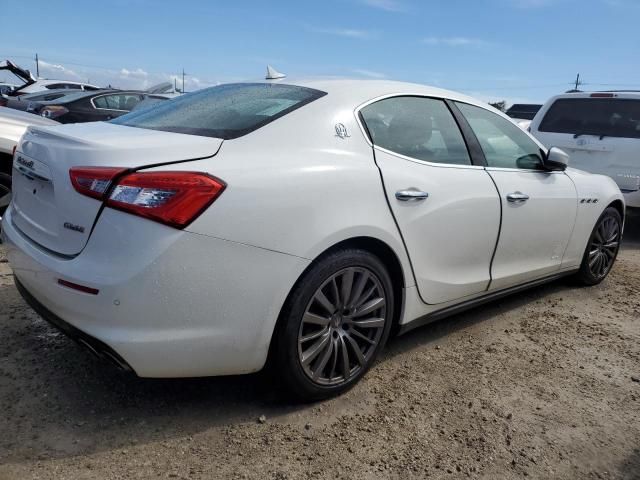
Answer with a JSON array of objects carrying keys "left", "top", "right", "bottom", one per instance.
[
  {"left": 265, "top": 235, "right": 406, "bottom": 367},
  {"left": 608, "top": 199, "right": 625, "bottom": 220}
]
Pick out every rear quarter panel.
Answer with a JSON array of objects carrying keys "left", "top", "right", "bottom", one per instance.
[{"left": 177, "top": 96, "right": 414, "bottom": 287}]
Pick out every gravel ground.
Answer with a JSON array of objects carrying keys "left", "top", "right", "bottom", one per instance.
[{"left": 0, "top": 212, "right": 639, "bottom": 480}]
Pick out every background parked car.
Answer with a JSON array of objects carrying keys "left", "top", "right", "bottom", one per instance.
[
  {"left": 0, "top": 59, "right": 99, "bottom": 96},
  {"left": 529, "top": 91, "right": 640, "bottom": 208},
  {"left": 0, "top": 83, "right": 17, "bottom": 95},
  {"left": 2, "top": 89, "right": 83, "bottom": 111},
  {"left": 0, "top": 107, "right": 59, "bottom": 217},
  {"left": 505, "top": 103, "right": 542, "bottom": 121},
  {"left": 23, "top": 90, "right": 167, "bottom": 122}
]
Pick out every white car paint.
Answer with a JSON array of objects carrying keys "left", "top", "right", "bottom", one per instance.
[
  {"left": 15, "top": 79, "right": 100, "bottom": 95},
  {"left": 514, "top": 119, "right": 532, "bottom": 130},
  {"left": 1, "top": 79, "right": 624, "bottom": 380},
  {"left": 0, "top": 106, "right": 59, "bottom": 156},
  {"left": 530, "top": 92, "right": 640, "bottom": 208}
]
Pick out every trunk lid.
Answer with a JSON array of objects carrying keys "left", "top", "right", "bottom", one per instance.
[{"left": 11, "top": 122, "right": 222, "bottom": 256}]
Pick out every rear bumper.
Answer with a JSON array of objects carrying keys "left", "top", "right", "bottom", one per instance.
[
  {"left": 1, "top": 206, "right": 309, "bottom": 377},
  {"left": 15, "top": 277, "right": 133, "bottom": 372}
]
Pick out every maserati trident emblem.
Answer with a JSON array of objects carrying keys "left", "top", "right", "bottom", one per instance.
[
  {"left": 63, "top": 222, "right": 85, "bottom": 233},
  {"left": 335, "top": 123, "right": 350, "bottom": 139}
]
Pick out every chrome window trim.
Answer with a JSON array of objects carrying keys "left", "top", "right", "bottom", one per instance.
[
  {"left": 90, "top": 93, "right": 138, "bottom": 112},
  {"left": 354, "top": 93, "right": 483, "bottom": 171}
]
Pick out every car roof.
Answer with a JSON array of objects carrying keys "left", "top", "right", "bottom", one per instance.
[
  {"left": 34, "top": 79, "right": 99, "bottom": 88},
  {"left": 247, "top": 77, "right": 492, "bottom": 110},
  {"left": 35, "top": 89, "right": 145, "bottom": 105},
  {"left": 545, "top": 91, "right": 640, "bottom": 103}
]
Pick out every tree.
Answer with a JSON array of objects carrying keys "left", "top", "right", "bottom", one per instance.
[{"left": 489, "top": 101, "right": 507, "bottom": 112}]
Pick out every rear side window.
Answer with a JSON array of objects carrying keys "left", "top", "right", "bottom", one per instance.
[
  {"left": 94, "top": 94, "right": 142, "bottom": 111},
  {"left": 112, "top": 83, "right": 327, "bottom": 139},
  {"left": 539, "top": 98, "right": 640, "bottom": 139},
  {"left": 360, "top": 96, "right": 471, "bottom": 165}
]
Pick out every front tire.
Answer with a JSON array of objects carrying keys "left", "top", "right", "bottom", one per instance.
[
  {"left": 274, "top": 249, "right": 394, "bottom": 401},
  {"left": 574, "top": 206, "right": 622, "bottom": 286}
]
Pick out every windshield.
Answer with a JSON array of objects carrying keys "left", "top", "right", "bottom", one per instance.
[
  {"left": 111, "top": 83, "right": 327, "bottom": 139},
  {"left": 539, "top": 98, "right": 640, "bottom": 139}
]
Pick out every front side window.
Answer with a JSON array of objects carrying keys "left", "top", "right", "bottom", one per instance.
[
  {"left": 360, "top": 96, "right": 471, "bottom": 166},
  {"left": 112, "top": 83, "right": 327, "bottom": 139},
  {"left": 539, "top": 98, "right": 640, "bottom": 139},
  {"left": 456, "top": 102, "right": 544, "bottom": 169}
]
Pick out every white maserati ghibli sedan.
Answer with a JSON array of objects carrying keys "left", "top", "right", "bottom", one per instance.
[{"left": 1, "top": 78, "right": 624, "bottom": 400}]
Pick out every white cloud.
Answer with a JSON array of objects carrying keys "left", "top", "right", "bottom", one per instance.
[
  {"left": 31, "top": 58, "right": 218, "bottom": 91},
  {"left": 351, "top": 68, "right": 386, "bottom": 79},
  {"left": 38, "top": 60, "right": 81, "bottom": 80},
  {"left": 308, "top": 26, "right": 374, "bottom": 39},
  {"left": 119, "top": 67, "right": 148, "bottom": 79},
  {"left": 423, "top": 37, "right": 491, "bottom": 48},
  {"left": 358, "top": 0, "right": 405, "bottom": 12}
]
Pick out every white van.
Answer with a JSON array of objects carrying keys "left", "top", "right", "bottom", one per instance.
[{"left": 529, "top": 92, "right": 640, "bottom": 208}]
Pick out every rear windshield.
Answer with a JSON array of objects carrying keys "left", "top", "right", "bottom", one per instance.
[
  {"left": 539, "top": 98, "right": 640, "bottom": 139},
  {"left": 111, "top": 83, "right": 327, "bottom": 139}
]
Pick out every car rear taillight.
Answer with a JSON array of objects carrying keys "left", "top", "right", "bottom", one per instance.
[
  {"left": 40, "top": 105, "right": 69, "bottom": 119},
  {"left": 70, "top": 167, "right": 127, "bottom": 200},
  {"left": 70, "top": 167, "right": 226, "bottom": 229},
  {"left": 590, "top": 93, "right": 616, "bottom": 98}
]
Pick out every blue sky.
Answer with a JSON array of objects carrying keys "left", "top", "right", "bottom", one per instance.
[{"left": 1, "top": 0, "right": 639, "bottom": 105}]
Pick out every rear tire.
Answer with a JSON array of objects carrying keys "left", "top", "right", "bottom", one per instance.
[
  {"left": 274, "top": 248, "right": 394, "bottom": 401},
  {"left": 574, "top": 206, "right": 622, "bottom": 286}
]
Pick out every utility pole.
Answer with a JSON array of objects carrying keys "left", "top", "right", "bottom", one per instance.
[
  {"left": 182, "top": 68, "right": 186, "bottom": 94},
  {"left": 35, "top": 53, "right": 39, "bottom": 78},
  {"left": 573, "top": 73, "right": 581, "bottom": 91}
]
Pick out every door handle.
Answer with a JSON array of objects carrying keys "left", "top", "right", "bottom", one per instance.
[
  {"left": 506, "top": 192, "right": 530, "bottom": 203},
  {"left": 395, "top": 189, "right": 429, "bottom": 202}
]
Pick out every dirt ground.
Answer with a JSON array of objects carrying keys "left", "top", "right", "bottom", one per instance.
[{"left": 0, "top": 212, "right": 639, "bottom": 480}]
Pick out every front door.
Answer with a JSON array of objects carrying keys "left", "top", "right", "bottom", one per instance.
[{"left": 454, "top": 102, "right": 578, "bottom": 290}]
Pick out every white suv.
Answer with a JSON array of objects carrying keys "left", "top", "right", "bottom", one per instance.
[{"left": 529, "top": 92, "right": 640, "bottom": 208}]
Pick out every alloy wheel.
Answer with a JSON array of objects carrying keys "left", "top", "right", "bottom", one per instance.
[
  {"left": 588, "top": 214, "right": 620, "bottom": 279},
  {"left": 297, "top": 267, "right": 387, "bottom": 386}
]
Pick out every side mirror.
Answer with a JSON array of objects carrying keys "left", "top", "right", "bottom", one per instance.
[{"left": 543, "top": 147, "right": 570, "bottom": 171}]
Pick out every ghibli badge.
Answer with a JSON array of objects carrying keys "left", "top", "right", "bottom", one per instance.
[
  {"left": 63, "top": 222, "right": 85, "bottom": 233},
  {"left": 16, "top": 156, "right": 34, "bottom": 169}
]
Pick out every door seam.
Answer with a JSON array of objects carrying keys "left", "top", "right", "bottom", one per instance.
[{"left": 484, "top": 169, "right": 504, "bottom": 292}]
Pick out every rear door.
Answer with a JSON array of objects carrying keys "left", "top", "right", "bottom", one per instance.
[
  {"left": 359, "top": 96, "right": 501, "bottom": 305},
  {"left": 455, "top": 102, "right": 578, "bottom": 290},
  {"left": 532, "top": 95, "right": 640, "bottom": 193}
]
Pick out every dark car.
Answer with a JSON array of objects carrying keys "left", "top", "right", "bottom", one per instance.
[
  {"left": 23, "top": 90, "right": 164, "bottom": 123},
  {"left": 505, "top": 103, "right": 543, "bottom": 121},
  {"left": 3, "top": 89, "right": 81, "bottom": 112}
]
